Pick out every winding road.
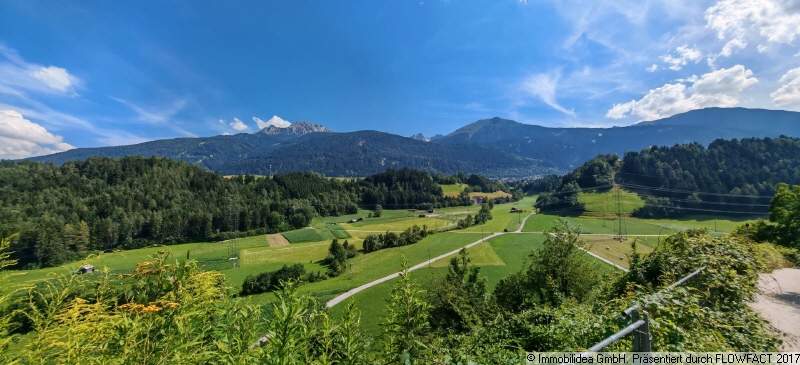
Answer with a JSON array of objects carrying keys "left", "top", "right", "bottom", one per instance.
[{"left": 325, "top": 212, "right": 535, "bottom": 308}]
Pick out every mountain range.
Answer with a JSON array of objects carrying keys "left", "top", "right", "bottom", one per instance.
[{"left": 27, "top": 107, "right": 800, "bottom": 177}]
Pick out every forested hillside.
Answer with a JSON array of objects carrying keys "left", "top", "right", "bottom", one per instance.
[
  {"left": 0, "top": 158, "right": 361, "bottom": 268},
  {"left": 619, "top": 137, "right": 800, "bottom": 217},
  {"left": 537, "top": 136, "right": 800, "bottom": 217},
  {"left": 360, "top": 169, "right": 471, "bottom": 209},
  {"left": 0, "top": 160, "right": 494, "bottom": 269}
]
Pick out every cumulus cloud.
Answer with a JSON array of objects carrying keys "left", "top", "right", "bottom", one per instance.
[
  {"left": 705, "top": 0, "right": 800, "bottom": 55},
  {"left": 520, "top": 72, "right": 576, "bottom": 117},
  {"left": 253, "top": 115, "right": 292, "bottom": 129},
  {"left": 0, "top": 46, "right": 80, "bottom": 95},
  {"left": 646, "top": 64, "right": 659, "bottom": 72},
  {"left": 771, "top": 66, "right": 800, "bottom": 108},
  {"left": 0, "top": 109, "right": 73, "bottom": 159},
  {"left": 660, "top": 45, "right": 703, "bottom": 71},
  {"left": 30, "top": 66, "right": 77, "bottom": 92},
  {"left": 606, "top": 64, "right": 758, "bottom": 120},
  {"left": 228, "top": 117, "right": 249, "bottom": 131}
]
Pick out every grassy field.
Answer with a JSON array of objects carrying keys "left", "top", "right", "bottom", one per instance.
[
  {"left": 523, "top": 211, "right": 754, "bottom": 235},
  {"left": 468, "top": 191, "right": 512, "bottom": 200},
  {"left": 329, "top": 232, "right": 621, "bottom": 336},
  {"left": 525, "top": 188, "right": 756, "bottom": 235},
  {"left": 578, "top": 187, "right": 644, "bottom": 217},
  {"left": 1, "top": 187, "right": 757, "bottom": 335},
  {"left": 281, "top": 218, "right": 352, "bottom": 243},
  {"left": 241, "top": 231, "right": 489, "bottom": 304},
  {"left": 581, "top": 235, "right": 658, "bottom": 269},
  {"left": 462, "top": 196, "right": 535, "bottom": 233},
  {"left": 341, "top": 217, "right": 453, "bottom": 237},
  {"left": 0, "top": 235, "right": 272, "bottom": 294},
  {"left": 441, "top": 183, "right": 467, "bottom": 197}
]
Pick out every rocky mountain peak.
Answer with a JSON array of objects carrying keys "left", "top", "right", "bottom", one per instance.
[{"left": 258, "top": 121, "right": 330, "bottom": 136}]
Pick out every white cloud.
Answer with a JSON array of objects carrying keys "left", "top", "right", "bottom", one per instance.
[
  {"left": 660, "top": 45, "right": 703, "bottom": 71},
  {"left": 31, "top": 66, "right": 76, "bottom": 92},
  {"left": 520, "top": 72, "right": 576, "bottom": 117},
  {"left": 719, "top": 38, "right": 747, "bottom": 57},
  {"left": 771, "top": 66, "right": 800, "bottom": 108},
  {"left": 705, "top": 0, "right": 800, "bottom": 55},
  {"left": 111, "top": 97, "right": 195, "bottom": 137},
  {"left": 111, "top": 97, "right": 187, "bottom": 124},
  {"left": 0, "top": 109, "right": 73, "bottom": 159},
  {"left": 606, "top": 64, "right": 758, "bottom": 120},
  {"left": 646, "top": 64, "right": 659, "bottom": 72},
  {"left": 0, "top": 46, "right": 80, "bottom": 95},
  {"left": 229, "top": 117, "right": 249, "bottom": 131},
  {"left": 253, "top": 115, "right": 292, "bottom": 129}
]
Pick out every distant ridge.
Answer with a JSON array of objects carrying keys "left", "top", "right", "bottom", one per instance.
[
  {"left": 27, "top": 107, "right": 800, "bottom": 177},
  {"left": 437, "top": 107, "right": 800, "bottom": 170}
]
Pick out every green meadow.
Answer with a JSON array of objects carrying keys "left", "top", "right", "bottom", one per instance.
[
  {"left": 441, "top": 183, "right": 468, "bottom": 197},
  {"left": 0, "top": 188, "right": 759, "bottom": 336},
  {"left": 329, "top": 232, "right": 621, "bottom": 336}
]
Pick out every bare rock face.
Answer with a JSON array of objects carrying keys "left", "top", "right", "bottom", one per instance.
[{"left": 258, "top": 122, "right": 330, "bottom": 136}]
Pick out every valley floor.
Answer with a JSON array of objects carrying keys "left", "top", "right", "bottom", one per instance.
[{"left": 0, "top": 190, "right": 769, "bottom": 336}]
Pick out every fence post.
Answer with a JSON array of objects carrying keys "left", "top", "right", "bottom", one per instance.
[{"left": 630, "top": 309, "right": 652, "bottom": 352}]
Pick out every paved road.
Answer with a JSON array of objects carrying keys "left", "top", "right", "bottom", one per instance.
[{"left": 325, "top": 212, "right": 535, "bottom": 308}]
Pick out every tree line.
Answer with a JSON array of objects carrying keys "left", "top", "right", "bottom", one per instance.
[
  {"left": 359, "top": 168, "right": 472, "bottom": 210},
  {"left": 456, "top": 202, "right": 493, "bottom": 229},
  {"left": 362, "top": 225, "right": 431, "bottom": 253},
  {"left": 535, "top": 137, "right": 800, "bottom": 217},
  {"left": 1, "top": 159, "right": 499, "bottom": 269}
]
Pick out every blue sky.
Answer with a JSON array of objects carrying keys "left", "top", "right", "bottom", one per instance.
[{"left": 1, "top": 0, "right": 800, "bottom": 158}]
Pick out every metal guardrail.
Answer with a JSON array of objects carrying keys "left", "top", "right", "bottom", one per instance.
[{"left": 584, "top": 267, "right": 704, "bottom": 353}]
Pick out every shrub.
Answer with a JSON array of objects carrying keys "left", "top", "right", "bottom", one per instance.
[{"left": 240, "top": 264, "right": 306, "bottom": 296}]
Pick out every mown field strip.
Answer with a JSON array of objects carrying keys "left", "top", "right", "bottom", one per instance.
[
  {"left": 325, "top": 212, "right": 535, "bottom": 308},
  {"left": 325, "top": 232, "right": 503, "bottom": 308}
]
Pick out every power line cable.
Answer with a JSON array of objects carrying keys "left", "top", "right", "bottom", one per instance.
[
  {"left": 616, "top": 182, "right": 773, "bottom": 199},
  {"left": 629, "top": 191, "right": 771, "bottom": 207}
]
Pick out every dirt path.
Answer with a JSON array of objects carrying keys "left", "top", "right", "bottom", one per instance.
[
  {"left": 749, "top": 268, "right": 800, "bottom": 351},
  {"left": 265, "top": 233, "right": 289, "bottom": 247}
]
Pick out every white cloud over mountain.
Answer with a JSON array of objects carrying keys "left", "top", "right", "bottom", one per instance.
[
  {"left": 606, "top": 65, "right": 758, "bottom": 120},
  {"left": 254, "top": 115, "right": 292, "bottom": 129},
  {"left": 229, "top": 117, "right": 249, "bottom": 131},
  {"left": 520, "top": 72, "right": 576, "bottom": 117},
  {"left": 0, "top": 109, "right": 73, "bottom": 159}
]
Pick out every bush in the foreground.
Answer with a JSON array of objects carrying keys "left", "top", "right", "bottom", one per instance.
[
  {"left": 617, "top": 229, "right": 779, "bottom": 351},
  {"left": 1, "top": 253, "right": 371, "bottom": 364},
  {"left": 240, "top": 264, "right": 327, "bottom": 296}
]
